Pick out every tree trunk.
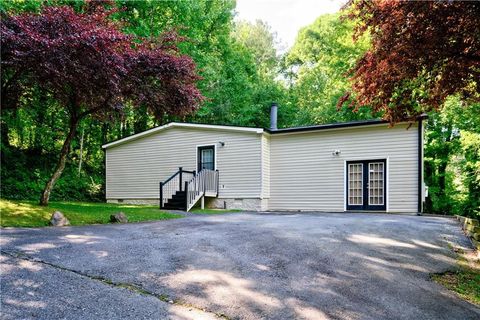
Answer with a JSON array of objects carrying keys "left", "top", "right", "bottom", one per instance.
[
  {"left": 39, "top": 116, "right": 80, "bottom": 206},
  {"left": 78, "top": 127, "right": 84, "bottom": 175},
  {"left": 438, "top": 161, "right": 448, "bottom": 194}
]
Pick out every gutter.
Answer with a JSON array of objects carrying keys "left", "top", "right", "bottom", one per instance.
[{"left": 266, "top": 119, "right": 388, "bottom": 134}]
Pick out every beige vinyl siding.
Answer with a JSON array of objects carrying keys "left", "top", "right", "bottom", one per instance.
[
  {"left": 106, "top": 127, "right": 262, "bottom": 200},
  {"left": 261, "top": 134, "right": 271, "bottom": 198},
  {"left": 269, "top": 123, "right": 419, "bottom": 212}
]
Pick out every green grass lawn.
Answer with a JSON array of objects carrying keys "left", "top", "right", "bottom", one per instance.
[
  {"left": 432, "top": 268, "right": 480, "bottom": 305},
  {"left": 0, "top": 199, "right": 182, "bottom": 227},
  {"left": 431, "top": 248, "right": 480, "bottom": 305}
]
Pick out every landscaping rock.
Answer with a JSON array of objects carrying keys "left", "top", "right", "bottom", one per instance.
[
  {"left": 468, "top": 219, "right": 479, "bottom": 226},
  {"left": 50, "top": 211, "right": 70, "bottom": 227},
  {"left": 466, "top": 224, "right": 476, "bottom": 232},
  {"left": 472, "top": 239, "right": 480, "bottom": 251},
  {"left": 110, "top": 212, "right": 128, "bottom": 223},
  {"left": 455, "top": 215, "right": 480, "bottom": 251}
]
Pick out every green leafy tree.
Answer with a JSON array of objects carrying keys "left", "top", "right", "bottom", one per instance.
[
  {"left": 458, "top": 131, "right": 480, "bottom": 217},
  {"left": 115, "top": 0, "right": 284, "bottom": 128},
  {"left": 284, "top": 13, "right": 374, "bottom": 126},
  {"left": 424, "top": 97, "right": 480, "bottom": 217},
  {"left": 233, "top": 20, "right": 278, "bottom": 74}
]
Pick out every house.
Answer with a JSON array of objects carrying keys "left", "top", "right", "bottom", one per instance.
[{"left": 102, "top": 104, "right": 426, "bottom": 213}]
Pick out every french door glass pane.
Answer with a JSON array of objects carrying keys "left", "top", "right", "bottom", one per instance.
[
  {"left": 369, "top": 162, "right": 384, "bottom": 205},
  {"left": 348, "top": 163, "right": 363, "bottom": 205}
]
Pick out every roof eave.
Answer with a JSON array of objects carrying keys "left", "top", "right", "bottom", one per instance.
[
  {"left": 102, "top": 122, "right": 264, "bottom": 149},
  {"left": 265, "top": 119, "right": 388, "bottom": 134}
]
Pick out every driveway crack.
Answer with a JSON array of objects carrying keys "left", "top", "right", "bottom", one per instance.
[{"left": 1, "top": 249, "right": 230, "bottom": 319}]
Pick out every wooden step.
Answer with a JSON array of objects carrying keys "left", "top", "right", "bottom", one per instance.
[
  {"left": 166, "top": 200, "right": 184, "bottom": 207},
  {"left": 162, "top": 191, "right": 186, "bottom": 210},
  {"left": 163, "top": 203, "right": 185, "bottom": 210}
]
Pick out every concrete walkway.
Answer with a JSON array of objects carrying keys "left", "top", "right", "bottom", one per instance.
[{"left": 1, "top": 212, "right": 479, "bottom": 319}]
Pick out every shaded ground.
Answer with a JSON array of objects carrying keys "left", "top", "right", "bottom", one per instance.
[
  {"left": 1, "top": 212, "right": 479, "bottom": 319},
  {"left": 0, "top": 254, "right": 216, "bottom": 320}
]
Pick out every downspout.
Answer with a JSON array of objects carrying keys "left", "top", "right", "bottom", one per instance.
[{"left": 417, "top": 114, "right": 427, "bottom": 214}]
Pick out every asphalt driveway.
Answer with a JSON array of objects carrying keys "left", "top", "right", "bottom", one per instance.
[{"left": 1, "top": 212, "right": 479, "bottom": 320}]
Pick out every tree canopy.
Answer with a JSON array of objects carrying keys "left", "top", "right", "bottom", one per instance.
[
  {"left": 1, "top": 4, "right": 203, "bottom": 205},
  {"left": 285, "top": 13, "right": 374, "bottom": 125},
  {"left": 341, "top": 0, "right": 480, "bottom": 123},
  {"left": 234, "top": 20, "right": 278, "bottom": 74}
]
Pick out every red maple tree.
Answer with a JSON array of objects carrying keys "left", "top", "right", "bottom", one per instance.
[
  {"left": 1, "top": 5, "right": 204, "bottom": 205},
  {"left": 341, "top": 0, "right": 480, "bottom": 123}
]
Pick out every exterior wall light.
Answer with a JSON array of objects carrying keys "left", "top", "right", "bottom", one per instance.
[
  {"left": 332, "top": 149, "right": 341, "bottom": 156},
  {"left": 218, "top": 141, "right": 225, "bottom": 147}
]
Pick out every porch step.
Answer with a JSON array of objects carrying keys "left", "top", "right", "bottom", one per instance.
[
  {"left": 163, "top": 191, "right": 186, "bottom": 210},
  {"left": 160, "top": 168, "right": 219, "bottom": 212}
]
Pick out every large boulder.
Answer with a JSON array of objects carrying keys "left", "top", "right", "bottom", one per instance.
[
  {"left": 50, "top": 211, "right": 70, "bottom": 227},
  {"left": 110, "top": 212, "right": 128, "bottom": 223}
]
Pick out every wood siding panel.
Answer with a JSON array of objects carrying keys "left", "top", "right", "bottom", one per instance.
[
  {"left": 106, "top": 128, "right": 262, "bottom": 199},
  {"left": 269, "top": 124, "right": 419, "bottom": 212}
]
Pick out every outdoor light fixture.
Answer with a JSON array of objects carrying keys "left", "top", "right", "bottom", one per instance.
[
  {"left": 218, "top": 141, "right": 225, "bottom": 147},
  {"left": 332, "top": 149, "right": 341, "bottom": 156}
]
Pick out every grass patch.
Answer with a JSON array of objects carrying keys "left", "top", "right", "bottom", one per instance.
[
  {"left": 190, "top": 208, "right": 241, "bottom": 215},
  {"left": 0, "top": 199, "right": 182, "bottom": 227},
  {"left": 432, "top": 269, "right": 480, "bottom": 305},
  {"left": 431, "top": 247, "right": 480, "bottom": 305}
]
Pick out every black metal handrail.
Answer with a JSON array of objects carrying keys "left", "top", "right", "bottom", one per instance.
[
  {"left": 163, "top": 171, "right": 179, "bottom": 185},
  {"left": 159, "top": 167, "right": 195, "bottom": 208}
]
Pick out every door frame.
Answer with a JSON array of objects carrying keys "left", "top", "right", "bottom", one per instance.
[
  {"left": 196, "top": 144, "right": 216, "bottom": 172},
  {"left": 345, "top": 158, "right": 388, "bottom": 211}
]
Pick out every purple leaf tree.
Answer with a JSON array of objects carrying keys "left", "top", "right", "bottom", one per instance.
[{"left": 1, "top": 5, "right": 204, "bottom": 205}]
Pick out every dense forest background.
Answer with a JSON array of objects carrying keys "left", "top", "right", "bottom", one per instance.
[{"left": 1, "top": 0, "right": 478, "bottom": 217}]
